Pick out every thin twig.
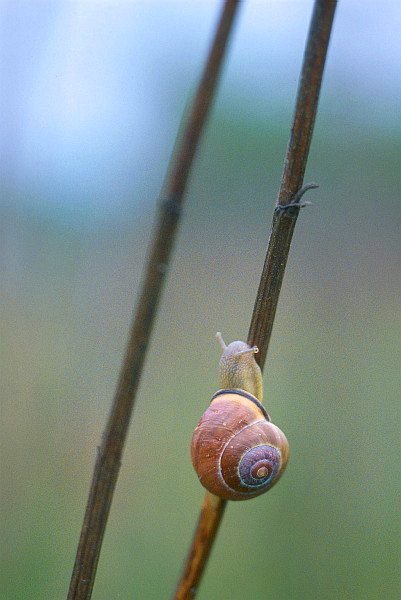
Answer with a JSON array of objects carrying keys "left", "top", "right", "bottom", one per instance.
[
  {"left": 67, "top": 2, "right": 241, "bottom": 599},
  {"left": 173, "top": 1, "right": 337, "bottom": 598}
]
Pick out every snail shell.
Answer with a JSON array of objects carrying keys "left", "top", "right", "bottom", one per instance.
[{"left": 191, "top": 389, "right": 289, "bottom": 501}]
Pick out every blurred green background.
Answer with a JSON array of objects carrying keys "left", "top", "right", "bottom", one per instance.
[{"left": 1, "top": 2, "right": 399, "bottom": 599}]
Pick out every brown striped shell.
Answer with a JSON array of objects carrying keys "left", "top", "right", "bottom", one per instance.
[{"left": 191, "top": 390, "right": 289, "bottom": 501}]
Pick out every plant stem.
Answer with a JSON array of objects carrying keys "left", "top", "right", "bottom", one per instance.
[
  {"left": 173, "top": 1, "right": 337, "bottom": 598},
  {"left": 67, "top": 2, "right": 241, "bottom": 599}
]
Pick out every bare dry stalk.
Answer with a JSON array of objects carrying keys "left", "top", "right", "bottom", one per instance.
[
  {"left": 67, "top": 2, "right": 241, "bottom": 598},
  {"left": 173, "top": 1, "right": 337, "bottom": 598}
]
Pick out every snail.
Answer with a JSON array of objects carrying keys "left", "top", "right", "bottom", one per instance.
[{"left": 191, "top": 333, "right": 289, "bottom": 500}]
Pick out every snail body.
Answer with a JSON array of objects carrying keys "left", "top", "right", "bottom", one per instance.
[{"left": 191, "top": 333, "right": 289, "bottom": 501}]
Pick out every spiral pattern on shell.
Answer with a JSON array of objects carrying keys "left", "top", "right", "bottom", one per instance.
[
  {"left": 191, "top": 390, "right": 289, "bottom": 501},
  {"left": 238, "top": 445, "right": 280, "bottom": 488}
]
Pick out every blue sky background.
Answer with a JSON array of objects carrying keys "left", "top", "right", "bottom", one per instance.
[{"left": 1, "top": 1, "right": 400, "bottom": 224}]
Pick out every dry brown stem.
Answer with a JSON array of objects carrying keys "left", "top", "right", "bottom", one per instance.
[
  {"left": 173, "top": 2, "right": 337, "bottom": 598},
  {"left": 67, "top": 2, "right": 241, "bottom": 598}
]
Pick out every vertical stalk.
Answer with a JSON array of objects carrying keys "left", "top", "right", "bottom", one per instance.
[
  {"left": 173, "top": 2, "right": 337, "bottom": 599},
  {"left": 67, "top": 2, "right": 241, "bottom": 599}
]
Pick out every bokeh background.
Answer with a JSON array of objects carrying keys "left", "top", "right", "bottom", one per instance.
[{"left": 1, "top": 1, "right": 399, "bottom": 599}]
